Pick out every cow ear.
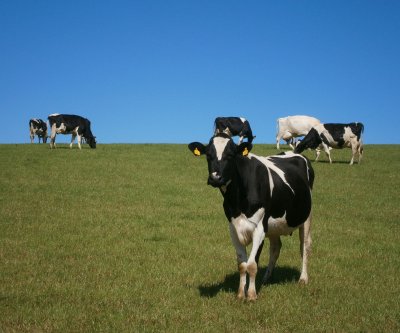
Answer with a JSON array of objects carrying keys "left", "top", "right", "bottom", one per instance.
[
  {"left": 188, "top": 142, "right": 206, "bottom": 156},
  {"left": 237, "top": 142, "right": 252, "bottom": 156}
]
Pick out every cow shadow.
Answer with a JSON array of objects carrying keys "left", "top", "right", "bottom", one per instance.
[
  {"left": 48, "top": 146, "right": 91, "bottom": 150},
  {"left": 313, "top": 160, "right": 352, "bottom": 164},
  {"left": 198, "top": 266, "right": 300, "bottom": 298}
]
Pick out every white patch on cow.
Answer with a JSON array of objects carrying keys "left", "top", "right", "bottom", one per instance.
[
  {"left": 230, "top": 208, "right": 265, "bottom": 246},
  {"left": 266, "top": 166, "right": 274, "bottom": 197},
  {"left": 55, "top": 123, "right": 66, "bottom": 134},
  {"left": 250, "top": 155, "right": 295, "bottom": 194},
  {"left": 267, "top": 212, "right": 295, "bottom": 236},
  {"left": 343, "top": 126, "right": 355, "bottom": 147},
  {"left": 240, "top": 117, "right": 246, "bottom": 123},
  {"left": 213, "top": 136, "right": 230, "bottom": 161}
]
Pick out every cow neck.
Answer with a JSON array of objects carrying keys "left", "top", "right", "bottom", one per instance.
[{"left": 220, "top": 156, "right": 249, "bottom": 212}]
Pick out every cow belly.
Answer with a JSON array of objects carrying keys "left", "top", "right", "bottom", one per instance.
[
  {"left": 266, "top": 214, "right": 296, "bottom": 236},
  {"left": 231, "top": 208, "right": 265, "bottom": 246}
]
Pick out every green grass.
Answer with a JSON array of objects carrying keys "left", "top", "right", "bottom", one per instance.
[{"left": 1, "top": 143, "right": 399, "bottom": 332}]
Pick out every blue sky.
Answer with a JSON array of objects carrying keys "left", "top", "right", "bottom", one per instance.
[{"left": 1, "top": 0, "right": 399, "bottom": 144}]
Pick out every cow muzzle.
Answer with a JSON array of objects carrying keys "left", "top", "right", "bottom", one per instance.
[{"left": 207, "top": 172, "right": 226, "bottom": 188}]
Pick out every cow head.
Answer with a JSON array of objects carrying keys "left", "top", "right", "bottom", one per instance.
[
  {"left": 294, "top": 128, "right": 322, "bottom": 154},
  {"left": 86, "top": 136, "right": 97, "bottom": 149},
  {"left": 188, "top": 133, "right": 252, "bottom": 188}
]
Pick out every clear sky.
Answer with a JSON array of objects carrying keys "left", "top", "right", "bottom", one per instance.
[{"left": 1, "top": 0, "right": 399, "bottom": 144}]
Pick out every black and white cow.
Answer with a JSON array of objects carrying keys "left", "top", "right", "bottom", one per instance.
[
  {"left": 47, "top": 114, "right": 96, "bottom": 149},
  {"left": 214, "top": 117, "right": 255, "bottom": 144},
  {"left": 29, "top": 118, "right": 48, "bottom": 143},
  {"left": 188, "top": 133, "right": 314, "bottom": 301},
  {"left": 294, "top": 122, "right": 364, "bottom": 165}
]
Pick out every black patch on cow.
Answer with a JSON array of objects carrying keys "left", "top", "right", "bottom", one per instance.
[
  {"left": 266, "top": 156, "right": 313, "bottom": 228},
  {"left": 322, "top": 124, "right": 346, "bottom": 147}
]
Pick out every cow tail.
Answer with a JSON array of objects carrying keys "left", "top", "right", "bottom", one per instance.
[{"left": 357, "top": 122, "right": 364, "bottom": 141}]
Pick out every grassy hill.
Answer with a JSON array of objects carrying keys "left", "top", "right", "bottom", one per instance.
[{"left": 1, "top": 143, "right": 399, "bottom": 332}]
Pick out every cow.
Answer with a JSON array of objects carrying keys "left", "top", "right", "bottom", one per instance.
[
  {"left": 47, "top": 114, "right": 96, "bottom": 149},
  {"left": 29, "top": 118, "right": 48, "bottom": 143},
  {"left": 188, "top": 133, "right": 314, "bottom": 301},
  {"left": 214, "top": 117, "right": 255, "bottom": 144},
  {"left": 294, "top": 122, "right": 364, "bottom": 165},
  {"left": 276, "top": 115, "right": 321, "bottom": 150}
]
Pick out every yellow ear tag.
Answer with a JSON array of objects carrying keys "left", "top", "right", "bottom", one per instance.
[
  {"left": 242, "top": 147, "right": 249, "bottom": 156},
  {"left": 194, "top": 148, "right": 201, "bottom": 156}
]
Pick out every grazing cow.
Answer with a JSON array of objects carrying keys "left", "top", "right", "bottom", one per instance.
[
  {"left": 188, "top": 133, "right": 314, "bottom": 301},
  {"left": 29, "top": 118, "right": 48, "bottom": 143},
  {"left": 276, "top": 115, "right": 321, "bottom": 149},
  {"left": 214, "top": 117, "right": 255, "bottom": 144},
  {"left": 294, "top": 122, "right": 364, "bottom": 165},
  {"left": 47, "top": 114, "right": 96, "bottom": 149}
]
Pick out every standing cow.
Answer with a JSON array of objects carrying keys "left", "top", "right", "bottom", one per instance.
[
  {"left": 294, "top": 122, "right": 364, "bottom": 165},
  {"left": 29, "top": 118, "right": 48, "bottom": 143},
  {"left": 188, "top": 133, "right": 314, "bottom": 301},
  {"left": 276, "top": 115, "right": 321, "bottom": 150},
  {"left": 47, "top": 114, "right": 96, "bottom": 149},
  {"left": 214, "top": 117, "right": 255, "bottom": 144}
]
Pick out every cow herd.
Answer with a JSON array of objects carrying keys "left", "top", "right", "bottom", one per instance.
[
  {"left": 29, "top": 113, "right": 364, "bottom": 301},
  {"left": 29, "top": 114, "right": 96, "bottom": 149},
  {"left": 188, "top": 115, "right": 364, "bottom": 301}
]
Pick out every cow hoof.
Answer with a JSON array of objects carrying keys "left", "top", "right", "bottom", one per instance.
[
  {"left": 237, "top": 291, "right": 246, "bottom": 300},
  {"left": 298, "top": 277, "right": 308, "bottom": 285},
  {"left": 247, "top": 289, "right": 257, "bottom": 301}
]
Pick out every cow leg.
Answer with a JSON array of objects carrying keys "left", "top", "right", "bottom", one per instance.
[
  {"left": 276, "top": 135, "right": 281, "bottom": 150},
  {"left": 315, "top": 148, "right": 321, "bottom": 161},
  {"left": 77, "top": 134, "right": 82, "bottom": 150},
  {"left": 323, "top": 143, "right": 332, "bottom": 163},
  {"left": 350, "top": 153, "right": 355, "bottom": 165},
  {"left": 238, "top": 136, "right": 244, "bottom": 145},
  {"left": 262, "top": 236, "right": 282, "bottom": 284},
  {"left": 50, "top": 124, "right": 57, "bottom": 149},
  {"left": 30, "top": 132, "right": 34, "bottom": 143},
  {"left": 350, "top": 141, "right": 361, "bottom": 165},
  {"left": 246, "top": 223, "right": 265, "bottom": 301},
  {"left": 358, "top": 140, "right": 363, "bottom": 164},
  {"left": 229, "top": 224, "right": 248, "bottom": 300},
  {"left": 255, "top": 240, "right": 264, "bottom": 266},
  {"left": 289, "top": 138, "right": 296, "bottom": 150},
  {"left": 298, "top": 213, "right": 312, "bottom": 284},
  {"left": 70, "top": 134, "right": 76, "bottom": 149}
]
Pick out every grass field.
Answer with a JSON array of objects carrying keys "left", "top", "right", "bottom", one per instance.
[{"left": 1, "top": 143, "right": 399, "bottom": 332}]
